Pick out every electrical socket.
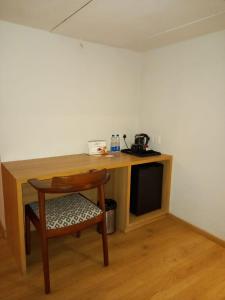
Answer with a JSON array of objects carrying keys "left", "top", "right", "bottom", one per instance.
[{"left": 153, "top": 136, "right": 161, "bottom": 145}]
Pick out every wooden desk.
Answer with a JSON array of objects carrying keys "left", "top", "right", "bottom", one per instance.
[{"left": 1, "top": 152, "right": 172, "bottom": 274}]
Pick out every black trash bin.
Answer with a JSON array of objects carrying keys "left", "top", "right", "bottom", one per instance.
[{"left": 98, "top": 199, "right": 117, "bottom": 234}]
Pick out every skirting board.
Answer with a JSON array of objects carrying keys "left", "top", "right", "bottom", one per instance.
[
  {"left": 0, "top": 220, "right": 6, "bottom": 239},
  {"left": 168, "top": 213, "right": 225, "bottom": 248}
]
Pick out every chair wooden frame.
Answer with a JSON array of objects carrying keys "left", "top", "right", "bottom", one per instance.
[{"left": 25, "top": 169, "right": 110, "bottom": 294}]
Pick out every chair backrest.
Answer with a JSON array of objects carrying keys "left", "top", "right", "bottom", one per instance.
[{"left": 28, "top": 169, "right": 110, "bottom": 194}]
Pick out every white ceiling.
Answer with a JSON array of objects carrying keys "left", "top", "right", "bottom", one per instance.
[{"left": 0, "top": 0, "right": 225, "bottom": 51}]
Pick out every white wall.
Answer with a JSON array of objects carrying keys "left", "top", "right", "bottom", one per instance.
[
  {"left": 1, "top": 20, "right": 225, "bottom": 240},
  {"left": 0, "top": 20, "right": 142, "bottom": 227},
  {"left": 0, "top": 21, "right": 141, "bottom": 162},
  {"left": 140, "top": 30, "right": 225, "bottom": 239}
]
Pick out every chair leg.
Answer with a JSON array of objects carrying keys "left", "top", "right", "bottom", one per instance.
[
  {"left": 25, "top": 207, "right": 31, "bottom": 255},
  {"left": 101, "top": 219, "right": 109, "bottom": 266},
  {"left": 40, "top": 236, "right": 50, "bottom": 294}
]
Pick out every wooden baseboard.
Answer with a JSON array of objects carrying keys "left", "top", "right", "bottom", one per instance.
[
  {"left": 168, "top": 213, "right": 225, "bottom": 248},
  {"left": 0, "top": 220, "right": 6, "bottom": 239}
]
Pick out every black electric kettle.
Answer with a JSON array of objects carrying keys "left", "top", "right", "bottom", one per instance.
[{"left": 131, "top": 133, "right": 150, "bottom": 153}]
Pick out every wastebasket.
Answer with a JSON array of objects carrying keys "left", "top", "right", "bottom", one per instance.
[{"left": 98, "top": 199, "right": 117, "bottom": 234}]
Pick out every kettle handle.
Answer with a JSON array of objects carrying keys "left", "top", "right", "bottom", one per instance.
[{"left": 140, "top": 133, "right": 150, "bottom": 145}]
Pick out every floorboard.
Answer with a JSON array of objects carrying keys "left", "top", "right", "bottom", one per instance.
[{"left": 1, "top": 216, "right": 225, "bottom": 299}]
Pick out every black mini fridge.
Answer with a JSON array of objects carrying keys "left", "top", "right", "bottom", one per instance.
[{"left": 130, "top": 162, "right": 163, "bottom": 216}]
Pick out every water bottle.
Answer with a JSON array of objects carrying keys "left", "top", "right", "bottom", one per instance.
[
  {"left": 116, "top": 134, "right": 120, "bottom": 152},
  {"left": 110, "top": 135, "right": 116, "bottom": 152}
]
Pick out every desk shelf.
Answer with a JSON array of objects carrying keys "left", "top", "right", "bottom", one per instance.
[
  {"left": 127, "top": 210, "right": 168, "bottom": 232},
  {"left": 126, "top": 157, "right": 172, "bottom": 232},
  {"left": 103, "top": 155, "right": 172, "bottom": 233}
]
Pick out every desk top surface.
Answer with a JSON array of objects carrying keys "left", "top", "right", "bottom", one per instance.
[{"left": 2, "top": 152, "right": 172, "bottom": 183}]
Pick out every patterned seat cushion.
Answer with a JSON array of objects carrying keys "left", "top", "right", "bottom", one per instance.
[{"left": 29, "top": 193, "right": 102, "bottom": 230}]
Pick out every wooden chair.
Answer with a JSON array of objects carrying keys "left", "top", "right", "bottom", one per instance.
[{"left": 25, "top": 169, "right": 110, "bottom": 294}]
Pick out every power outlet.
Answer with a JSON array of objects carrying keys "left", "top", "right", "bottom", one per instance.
[
  {"left": 153, "top": 136, "right": 161, "bottom": 145},
  {"left": 157, "top": 136, "right": 161, "bottom": 145}
]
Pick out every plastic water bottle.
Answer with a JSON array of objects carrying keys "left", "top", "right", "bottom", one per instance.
[
  {"left": 110, "top": 135, "right": 116, "bottom": 152},
  {"left": 116, "top": 134, "right": 120, "bottom": 152}
]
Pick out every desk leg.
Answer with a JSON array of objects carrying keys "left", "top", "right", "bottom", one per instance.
[
  {"left": 2, "top": 165, "right": 26, "bottom": 274},
  {"left": 161, "top": 158, "right": 173, "bottom": 212},
  {"left": 112, "top": 166, "right": 131, "bottom": 232}
]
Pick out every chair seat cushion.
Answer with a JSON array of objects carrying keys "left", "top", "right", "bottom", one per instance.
[{"left": 29, "top": 193, "right": 102, "bottom": 230}]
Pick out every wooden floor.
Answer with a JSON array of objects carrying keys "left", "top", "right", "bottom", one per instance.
[{"left": 1, "top": 217, "right": 225, "bottom": 300}]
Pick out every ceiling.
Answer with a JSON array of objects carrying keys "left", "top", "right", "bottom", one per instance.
[{"left": 0, "top": 0, "right": 225, "bottom": 51}]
